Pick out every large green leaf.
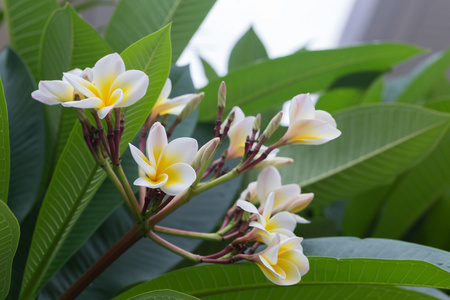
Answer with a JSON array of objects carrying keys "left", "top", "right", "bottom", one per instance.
[
  {"left": 199, "top": 43, "right": 423, "bottom": 121},
  {"left": 396, "top": 49, "right": 450, "bottom": 104},
  {"left": 105, "top": 0, "right": 215, "bottom": 62},
  {"left": 200, "top": 57, "right": 219, "bottom": 82},
  {"left": 40, "top": 65, "right": 196, "bottom": 295},
  {"left": 123, "top": 289, "right": 200, "bottom": 300},
  {"left": 228, "top": 27, "right": 268, "bottom": 72},
  {"left": 38, "top": 4, "right": 112, "bottom": 187},
  {"left": 0, "top": 48, "right": 44, "bottom": 222},
  {"left": 278, "top": 104, "right": 450, "bottom": 205},
  {"left": 1, "top": 0, "right": 59, "bottom": 80},
  {"left": 372, "top": 131, "right": 450, "bottom": 238},
  {"left": 0, "top": 201, "right": 20, "bottom": 299},
  {"left": 114, "top": 237, "right": 450, "bottom": 299},
  {"left": 0, "top": 74, "right": 9, "bottom": 203},
  {"left": 19, "top": 25, "right": 172, "bottom": 300}
]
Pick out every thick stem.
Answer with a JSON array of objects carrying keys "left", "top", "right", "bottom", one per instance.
[{"left": 58, "top": 225, "right": 143, "bottom": 300}]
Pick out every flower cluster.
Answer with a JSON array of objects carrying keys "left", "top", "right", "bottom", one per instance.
[{"left": 32, "top": 53, "right": 341, "bottom": 287}]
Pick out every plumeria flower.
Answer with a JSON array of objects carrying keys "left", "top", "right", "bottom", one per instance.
[
  {"left": 282, "top": 93, "right": 341, "bottom": 145},
  {"left": 62, "top": 53, "right": 149, "bottom": 119},
  {"left": 224, "top": 106, "right": 256, "bottom": 160},
  {"left": 254, "top": 234, "right": 309, "bottom": 286},
  {"left": 256, "top": 166, "right": 313, "bottom": 223},
  {"left": 129, "top": 122, "right": 198, "bottom": 195},
  {"left": 239, "top": 181, "right": 258, "bottom": 203},
  {"left": 237, "top": 192, "right": 297, "bottom": 242},
  {"left": 251, "top": 147, "right": 293, "bottom": 170},
  {"left": 31, "top": 68, "right": 92, "bottom": 105},
  {"left": 151, "top": 78, "right": 199, "bottom": 117}
]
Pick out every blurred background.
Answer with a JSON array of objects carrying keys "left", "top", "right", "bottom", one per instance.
[{"left": 2, "top": 0, "right": 450, "bottom": 86}]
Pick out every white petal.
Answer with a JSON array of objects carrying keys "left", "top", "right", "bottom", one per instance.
[
  {"left": 236, "top": 200, "right": 259, "bottom": 214},
  {"left": 315, "top": 110, "right": 337, "bottom": 127},
  {"left": 289, "top": 94, "right": 315, "bottom": 123},
  {"left": 64, "top": 72, "right": 99, "bottom": 98},
  {"left": 134, "top": 174, "right": 168, "bottom": 189},
  {"left": 160, "top": 94, "right": 197, "bottom": 115},
  {"left": 293, "top": 214, "right": 310, "bottom": 224},
  {"left": 159, "top": 163, "right": 196, "bottom": 195},
  {"left": 93, "top": 53, "right": 125, "bottom": 98},
  {"left": 285, "top": 119, "right": 341, "bottom": 145},
  {"left": 160, "top": 78, "right": 172, "bottom": 101},
  {"left": 272, "top": 184, "right": 300, "bottom": 211},
  {"left": 221, "top": 106, "right": 245, "bottom": 133},
  {"left": 267, "top": 211, "right": 297, "bottom": 233},
  {"left": 112, "top": 70, "right": 149, "bottom": 107},
  {"left": 146, "top": 122, "right": 168, "bottom": 167},
  {"left": 31, "top": 90, "right": 61, "bottom": 105},
  {"left": 129, "top": 143, "right": 156, "bottom": 177},
  {"left": 226, "top": 116, "right": 255, "bottom": 159},
  {"left": 262, "top": 192, "right": 275, "bottom": 221},
  {"left": 38, "top": 80, "right": 74, "bottom": 102},
  {"left": 61, "top": 97, "right": 103, "bottom": 109},
  {"left": 158, "top": 137, "right": 198, "bottom": 170},
  {"left": 257, "top": 166, "right": 281, "bottom": 204}
]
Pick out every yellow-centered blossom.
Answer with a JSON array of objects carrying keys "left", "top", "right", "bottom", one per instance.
[
  {"left": 62, "top": 53, "right": 149, "bottom": 119},
  {"left": 129, "top": 122, "right": 198, "bottom": 195}
]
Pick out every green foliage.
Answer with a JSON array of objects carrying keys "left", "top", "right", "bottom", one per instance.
[
  {"left": 279, "top": 104, "right": 450, "bottom": 204},
  {"left": 0, "top": 75, "right": 9, "bottom": 203},
  {"left": 0, "top": 201, "right": 20, "bottom": 299},
  {"left": 228, "top": 27, "right": 268, "bottom": 72},
  {"left": 1, "top": 2, "right": 450, "bottom": 300},
  {"left": 105, "top": 0, "right": 215, "bottom": 62},
  {"left": 199, "top": 43, "right": 423, "bottom": 121},
  {"left": 1, "top": 0, "right": 59, "bottom": 80},
  {"left": 0, "top": 48, "right": 44, "bottom": 223}
]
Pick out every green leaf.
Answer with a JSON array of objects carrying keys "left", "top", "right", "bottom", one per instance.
[
  {"left": 342, "top": 184, "right": 391, "bottom": 237},
  {"left": 372, "top": 131, "right": 450, "bottom": 238},
  {"left": 116, "top": 289, "right": 200, "bottom": 300},
  {"left": 413, "top": 189, "right": 450, "bottom": 250},
  {"left": 39, "top": 4, "right": 112, "bottom": 80},
  {"left": 360, "top": 76, "right": 384, "bottom": 103},
  {"left": 200, "top": 57, "right": 219, "bottom": 82},
  {"left": 0, "top": 201, "right": 20, "bottom": 299},
  {"left": 19, "top": 25, "right": 172, "bottom": 300},
  {"left": 199, "top": 43, "right": 424, "bottom": 121},
  {"left": 38, "top": 4, "right": 112, "bottom": 187},
  {"left": 228, "top": 27, "right": 268, "bottom": 72},
  {"left": 279, "top": 104, "right": 450, "bottom": 205},
  {"left": 0, "top": 48, "right": 44, "bottom": 223},
  {"left": 0, "top": 72, "right": 9, "bottom": 203},
  {"left": 397, "top": 49, "right": 450, "bottom": 104},
  {"left": 2, "top": 0, "right": 59, "bottom": 80},
  {"left": 114, "top": 259, "right": 449, "bottom": 299},
  {"left": 105, "top": 0, "right": 215, "bottom": 62},
  {"left": 315, "top": 87, "right": 365, "bottom": 114}
]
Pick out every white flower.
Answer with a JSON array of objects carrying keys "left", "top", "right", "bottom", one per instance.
[
  {"left": 151, "top": 78, "right": 199, "bottom": 117},
  {"left": 237, "top": 192, "right": 297, "bottom": 242},
  {"left": 224, "top": 106, "right": 256, "bottom": 160},
  {"left": 129, "top": 122, "right": 198, "bottom": 195},
  {"left": 283, "top": 93, "right": 341, "bottom": 145},
  {"left": 31, "top": 68, "right": 91, "bottom": 105},
  {"left": 256, "top": 166, "right": 313, "bottom": 223},
  {"left": 62, "top": 53, "right": 149, "bottom": 119},
  {"left": 255, "top": 234, "right": 309, "bottom": 286}
]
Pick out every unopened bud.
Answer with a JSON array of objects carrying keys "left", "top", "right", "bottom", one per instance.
[
  {"left": 260, "top": 111, "right": 283, "bottom": 143},
  {"left": 253, "top": 113, "right": 261, "bottom": 132},
  {"left": 218, "top": 81, "right": 226, "bottom": 108},
  {"left": 175, "top": 92, "right": 204, "bottom": 122},
  {"left": 191, "top": 137, "right": 220, "bottom": 169},
  {"left": 252, "top": 157, "right": 294, "bottom": 170}
]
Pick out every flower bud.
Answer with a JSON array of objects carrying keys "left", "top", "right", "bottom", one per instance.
[
  {"left": 252, "top": 157, "right": 293, "bottom": 170},
  {"left": 253, "top": 113, "right": 261, "bottom": 132},
  {"left": 191, "top": 137, "right": 220, "bottom": 169},
  {"left": 218, "top": 81, "right": 226, "bottom": 109},
  {"left": 260, "top": 111, "right": 283, "bottom": 143},
  {"left": 175, "top": 92, "right": 204, "bottom": 123}
]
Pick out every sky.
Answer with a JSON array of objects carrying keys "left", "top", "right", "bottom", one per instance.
[{"left": 177, "top": 0, "right": 357, "bottom": 88}]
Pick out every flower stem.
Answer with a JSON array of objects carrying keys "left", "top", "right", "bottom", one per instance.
[
  {"left": 113, "top": 164, "right": 142, "bottom": 222},
  {"left": 153, "top": 225, "right": 223, "bottom": 241},
  {"left": 147, "top": 231, "right": 201, "bottom": 262},
  {"left": 58, "top": 225, "right": 143, "bottom": 300}
]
